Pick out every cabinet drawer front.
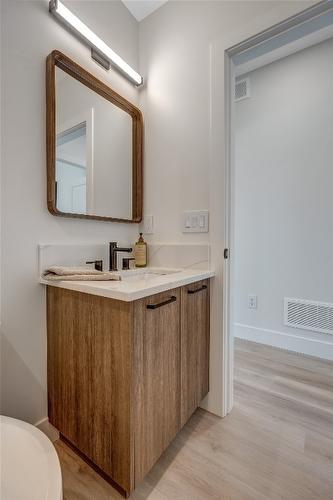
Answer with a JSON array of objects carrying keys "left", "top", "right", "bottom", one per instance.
[
  {"left": 134, "top": 288, "right": 181, "bottom": 483},
  {"left": 181, "top": 279, "right": 210, "bottom": 426}
]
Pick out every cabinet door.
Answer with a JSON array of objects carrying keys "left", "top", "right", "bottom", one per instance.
[
  {"left": 181, "top": 279, "right": 210, "bottom": 426},
  {"left": 133, "top": 288, "right": 181, "bottom": 483},
  {"left": 47, "top": 286, "right": 134, "bottom": 494}
]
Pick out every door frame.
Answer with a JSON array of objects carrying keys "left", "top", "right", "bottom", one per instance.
[{"left": 222, "top": 0, "right": 333, "bottom": 416}]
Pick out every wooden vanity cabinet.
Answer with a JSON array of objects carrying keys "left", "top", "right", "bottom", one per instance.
[
  {"left": 181, "top": 279, "right": 210, "bottom": 426},
  {"left": 47, "top": 288, "right": 134, "bottom": 494},
  {"left": 133, "top": 288, "right": 181, "bottom": 483},
  {"left": 47, "top": 280, "right": 210, "bottom": 497}
]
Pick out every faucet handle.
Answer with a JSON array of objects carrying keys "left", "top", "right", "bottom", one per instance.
[
  {"left": 86, "top": 260, "right": 103, "bottom": 272},
  {"left": 122, "top": 257, "right": 135, "bottom": 270}
]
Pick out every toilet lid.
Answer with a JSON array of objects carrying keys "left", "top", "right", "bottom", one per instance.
[{"left": 0, "top": 416, "right": 62, "bottom": 500}]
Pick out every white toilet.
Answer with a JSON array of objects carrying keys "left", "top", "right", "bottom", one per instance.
[{"left": 0, "top": 415, "right": 63, "bottom": 500}]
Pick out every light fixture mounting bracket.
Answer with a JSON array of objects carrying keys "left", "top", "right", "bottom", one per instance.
[
  {"left": 91, "top": 49, "right": 111, "bottom": 71},
  {"left": 49, "top": 0, "right": 57, "bottom": 13}
]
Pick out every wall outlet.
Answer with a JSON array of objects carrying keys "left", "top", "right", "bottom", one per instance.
[
  {"left": 182, "top": 210, "right": 209, "bottom": 233},
  {"left": 143, "top": 215, "right": 154, "bottom": 234},
  {"left": 248, "top": 295, "right": 257, "bottom": 309}
]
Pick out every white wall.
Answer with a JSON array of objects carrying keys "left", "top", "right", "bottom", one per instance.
[
  {"left": 139, "top": 0, "right": 314, "bottom": 243},
  {"left": 139, "top": 0, "right": 314, "bottom": 414},
  {"left": 234, "top": 37, "right": 333, "bottom": 359},
  {"left": 0, "top": 0, "right": 139, "bottom": 424}
]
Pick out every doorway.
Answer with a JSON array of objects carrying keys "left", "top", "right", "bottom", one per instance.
[{"left": 224, "top": 1, "right": 333, "bottom": 411}]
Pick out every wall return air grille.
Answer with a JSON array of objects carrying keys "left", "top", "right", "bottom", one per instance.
[{"left": 284, "top": 298, "right": 333, "bottom": 335}]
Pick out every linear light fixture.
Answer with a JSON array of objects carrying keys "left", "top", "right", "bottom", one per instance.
[{"left": 49, "top": 0, "right": 143, "bottom": 86}]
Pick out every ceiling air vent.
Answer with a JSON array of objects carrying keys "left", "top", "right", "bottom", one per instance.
[
  {"left": 284, "top": 298, "right": 333, "bottom": 335},
  {"left": 235, "top": 77, "right": 250, "bottom": 102}
]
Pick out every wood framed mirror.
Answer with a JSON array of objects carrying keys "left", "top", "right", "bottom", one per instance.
[{"left": 46, "top": 50, "right": 143, "bottom": 223}]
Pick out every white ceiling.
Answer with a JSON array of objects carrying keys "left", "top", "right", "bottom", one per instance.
[{"left": 121, "top": 0, "right": 168, "bottom": 22}]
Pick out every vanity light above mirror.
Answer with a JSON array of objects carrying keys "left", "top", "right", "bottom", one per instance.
[{"left": 49, "top": 0, "right": 144, "bottom": 86}]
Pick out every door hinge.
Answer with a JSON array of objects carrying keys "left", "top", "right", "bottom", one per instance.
[{"left": 224, "top": 248, "right": 229, "bottom": 259}]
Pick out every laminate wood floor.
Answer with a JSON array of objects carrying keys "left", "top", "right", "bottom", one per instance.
[{"left": 55, "top": 339, "right": 333, "bottom": 500}]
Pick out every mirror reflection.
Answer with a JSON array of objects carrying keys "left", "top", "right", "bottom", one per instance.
[
  {"left": 55, "top": 66, "right": 133, "bottom": 219},
  {"left": 56, "top": 121, "right": 87, "bottom": 214}
]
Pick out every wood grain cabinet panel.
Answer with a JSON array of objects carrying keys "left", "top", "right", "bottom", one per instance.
[
  {"left": 47, "top": 280, "right": 210, "bottom": 497},
  {"left": 181, "top": 280, "right": 210, "bottom": 426},
  {"left": 133, "top": 288, "right": 181, "bottom": 482},
  {"left": 47, "top": 287, "right": 134, "bottom": 494}
]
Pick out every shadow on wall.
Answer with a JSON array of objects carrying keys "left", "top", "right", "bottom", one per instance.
[{"left": 0, "top": 333, "right": 47, "bottom": 423}]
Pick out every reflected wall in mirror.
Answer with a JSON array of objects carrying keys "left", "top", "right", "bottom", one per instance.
[{"left": 46, "top": 51, "right": 143, "bottom": 222}]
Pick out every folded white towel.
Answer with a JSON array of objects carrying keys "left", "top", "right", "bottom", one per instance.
[{"left": 42, "top": 266, "right": 121, "bottom": 282}]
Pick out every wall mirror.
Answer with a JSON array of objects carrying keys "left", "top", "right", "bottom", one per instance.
[{"left": 46, "top": 51, "right": 143, "bottom": 222}]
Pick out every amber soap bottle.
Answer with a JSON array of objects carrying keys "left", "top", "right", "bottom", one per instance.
[{"left": 134, "top": 233, "right": 147, "bottom": 267}]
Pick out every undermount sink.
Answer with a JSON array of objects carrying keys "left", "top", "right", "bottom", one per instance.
[{"left": 116, "top": 268, "right": 180, "bottom": 282}]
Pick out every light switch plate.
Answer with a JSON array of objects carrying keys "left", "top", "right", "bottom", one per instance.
[
  {"left": 182, "top": 210, "right": 209, "bottom": 233},
  {"left": 143, "top": 215, "right": 154, "bottom": 234}
]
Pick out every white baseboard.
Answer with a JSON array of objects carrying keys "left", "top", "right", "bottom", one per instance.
[
  {"left": 234, "top": 323, "right": 333, "bottom": 361},
  {"left": 35, "top": 417, "right": 59, "bottom": 442}
]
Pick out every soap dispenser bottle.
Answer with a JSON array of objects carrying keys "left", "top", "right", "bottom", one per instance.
[{"left": 134, "top": 233, "right": 147, "bottom": 268}]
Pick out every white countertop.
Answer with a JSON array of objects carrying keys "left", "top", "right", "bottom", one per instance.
[{"left": 40, "top": 267, "right": 215, "bottom": 302}]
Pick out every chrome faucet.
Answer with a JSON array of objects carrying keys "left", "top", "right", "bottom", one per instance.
[{"left": 109, "top": 242, "right": 133, "bottom": 271}]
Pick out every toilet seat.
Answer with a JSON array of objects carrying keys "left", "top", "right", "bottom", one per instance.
[{"left": 0, "top": 416, "right": 63, "bottom": 500}]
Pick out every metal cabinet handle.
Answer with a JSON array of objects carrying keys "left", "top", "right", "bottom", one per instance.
[
  {"left": 187, "top": 285, "right": 207, "bottom": 295},
  {"left": 146, "top": 296, "right": 177, "bottom": 309}
]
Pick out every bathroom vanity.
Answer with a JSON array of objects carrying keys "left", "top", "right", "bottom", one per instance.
[
  {"left": 46, "top": 269, "right": 213, "bottom": 497},
  {"left": 44, "top": 49, "right": 214, "bottom": 497}
]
